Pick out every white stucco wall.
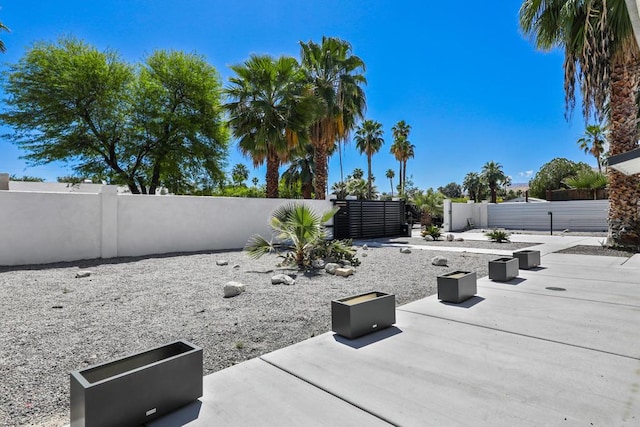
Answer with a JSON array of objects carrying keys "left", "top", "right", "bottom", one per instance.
[
  {"left": 443, "top": 200, "right": 488, "bottom": 232},
  {"left": 0, "top": 188, "right": 333, "bottom": 266},
  {"left": 0, "top": 191, "right": 101, "bottom": 265}
]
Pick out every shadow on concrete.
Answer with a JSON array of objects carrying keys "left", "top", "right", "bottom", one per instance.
[
  {"left": 333, "top": 326, "right": 403, "bottom": 349},
  {"left": 525, "top": 266, "right": 547, "bottom": 272},
  {"left": 440, "top": 296, "right": 485, "bottom": 308},
  {"left": 146, "top": 400, "right": 202, "bottom": 427},
  {"left": 491, "top": 277, "right": 527, "bottom": 286}
]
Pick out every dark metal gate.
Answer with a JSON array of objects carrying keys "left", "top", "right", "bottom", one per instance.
[{"left": 332, "top": 200, "right": 407, "bottom": 239}]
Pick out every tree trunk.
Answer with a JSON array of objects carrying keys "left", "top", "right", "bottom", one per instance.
[
  {"left": 313, "top": 142, "right": 327, "bottom": 200},
  {"left": 367, "top": 155, "right": 372, "bottom": 199},
  {"left": 608, "top": 55, "right": 640, "bottom": 248},
  {"left": 302, "top": 181, "right": 313, "bottom": 199},
  {"left": 265, "top": 152, "right": 279, "bottom": 198}
]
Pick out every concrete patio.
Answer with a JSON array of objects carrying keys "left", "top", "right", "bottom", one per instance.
[{"left": 148, "top": 233, "right": 640, "bottom": 426}]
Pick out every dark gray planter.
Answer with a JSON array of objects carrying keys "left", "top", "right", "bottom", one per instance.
[
  {"left": 332, "top": 291, "right": 396, "bottom": 339},
  {"left": 513, "top": 250, "right": 541, "bottom": 269},
  {"left": 437, "top": 271, "right": 477, "bottom": 303},
  {"left": 70, "top": 340, "right": 202, "bottom": 427},
  {"left": 488, "top": 257, "right": 519, "bottom": 281}
]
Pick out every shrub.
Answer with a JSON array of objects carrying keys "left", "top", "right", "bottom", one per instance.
[
  {"left": 485, "top": 229, "right": 510, "bottom": 243},
  {"left": 421, "top": 225, "right": 442, "bottom": 240},
  {"left": 312, "top": 239, "right": 360, "bottom": 267}
]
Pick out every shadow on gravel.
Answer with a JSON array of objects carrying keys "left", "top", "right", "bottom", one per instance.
[
  {"left": 0, "top": 248, "right": 245, "bottom": 272},
  {"left": 333, "top": 326, "right": 403, "bottom": 349}
]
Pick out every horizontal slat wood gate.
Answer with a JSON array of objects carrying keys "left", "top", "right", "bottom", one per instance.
[{"left": 333, "top": 200, "right": 407, "bottom": 239}]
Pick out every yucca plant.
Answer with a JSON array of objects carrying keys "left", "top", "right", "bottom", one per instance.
[
  {"left": 245, "top": 202, "right": 354, "bottom": 269},
  {"left": 485, "top": 229, "right": 510, "bottom": 243}
]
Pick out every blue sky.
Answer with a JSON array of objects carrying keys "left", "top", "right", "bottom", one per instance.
[{"left": 0, "top": 1, "right": 594, "bottom": 191}]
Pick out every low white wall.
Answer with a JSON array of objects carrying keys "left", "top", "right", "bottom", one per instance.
[
  {"left": 443, "top": 200, "right": 488, "bottom": 232},
  {"left": 0, "top": 191, "right": 102, "bottom": 265},
  {"left": 0, "top": 187, "right": 333, "bottom": 266},
  {"left": 487, "top": 200, "right": 608, "bottom": 231}
]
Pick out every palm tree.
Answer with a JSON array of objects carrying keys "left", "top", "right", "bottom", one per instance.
[
  {"left": 481, "top": 161, "right": 507, "bottom": 203},
  {"left": 299, "top": 37, "right": 367, "bottom": 200},
  {"left": 231, "top": 163, "right": 249, "bottom": 186},
  {"left": 245, "top": 202, "right": 340, "bottom": 268},
  {"left": 0, "top": 21, "right": 10, "bottom": 53},
  {"left": 225, "top": 54, "right": 319, "bottom": 198},
  {"left": 577, "top": 124, "right": 607, "bottom": 172},
  {"left": 463, "top": 172, "right": 484, "bottom": 202},
  {"left": 412, "top": 188, "right": 444, "bottom": 225},
  {"left": 520, "top": 0, "right": 640, "bottom": 247},
  {"left": 385, "top": 169, "right": 395, "bottom": 197},
  {"left": 282, "top": 144, "right": 315, "bottom": 199},
  {"left": 352, "top": 168, "right": 364, "bottom": 180},
  {"left": 563, "top": 169, "right": 609, "bottom": 200},
  {"left": 390, "top": 120, "right": 413, "bottom": 195},
  {"left": 354, "top": 119, "right": 384, "bottom": 199}
]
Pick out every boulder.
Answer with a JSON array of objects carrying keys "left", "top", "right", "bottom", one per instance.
[
  {"left": 223, "top": 282, "right": 246, "bottom": 298},
  {"left": 446, "top": 234, "right": 454, "bottom": 242},
  {"left": 400, "top": 247, "right": 412, "bottom": 254},
  {"left": 335, "top": 267, "right": 355, "bottom": 277},
  {"left": 454, "top": 237, "right": 465, "bottom": 242},
  {"left": 432, "top": 256, "right": 448, "bottom": 266},
  {"left": 362, "top": 244, "right": 369, "bottom": 250},
  {"left": 424, "top": 235, "right": 434, "bottom": 241},
  {"left": 75, "top": 271, "right": 91, "bottom": 278},
  {"left": 271, "top": 274, "right": 295, "bottom": 286},
  {"left": 312, "top": 259, "right": 326, "bottom": 269},
  {"left": 325, "top": 263, "right": 340, "bottom": 274},
  {"left": 216, "top": 260, "right": 229, "bottom": 266}
]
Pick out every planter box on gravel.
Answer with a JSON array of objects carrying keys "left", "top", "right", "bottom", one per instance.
[
  {"left": 70, "top": 340, "right": 202, "bottom": 427},
  {"left": 513, "top": 250, "right": 541, "bottom": 269},
  {"left": 437, "top": 271, "right": 477, "bottom": 303},
  {"left": 488, "top": 257, "right": 519, "bottom": 282},
  {"left": 331, "top": 291, "right": 396, "bottom": 339}
]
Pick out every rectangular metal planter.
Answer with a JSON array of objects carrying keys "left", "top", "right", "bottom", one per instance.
[
  {"left": 513, "top": 250, "right": 541, "bottom": 269},
  {"left": 437, "top": 271, "right": 477, "bottom": 303},
  {"left": 488, "top": 257, "right": 519, "bottom": 281},
  {"left": 70, "top": 340, "right": 203, "bottom": 427},
  {"left": 331, "top": 291, "right": 396, "bottom": 339}
]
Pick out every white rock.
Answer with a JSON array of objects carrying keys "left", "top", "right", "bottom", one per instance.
[
  {"left": 232, "top": 264, "right": 240, "bottom": 269},
  {"left": 271, "top": 274, "right": 295, "bottom": 285},
  {"left": 446, "top": 234, "right": 454, "bottom": 242},
  {"left": 424, "top": 235, "right": 434, "bottom": 241},
  {"left": 362, "top": 253, "right": 368, "bottom": 257},
  {"left": 223, "top": 282, "right": 246, "bottom": 298},
  {"left": 75, "top": 271, "right": 91, "bottom": 278},
  {"left": 400, "top": 247, "right": 412, "bottom": 254},
  {"left": 325, "top": 263, "right": 340, "bottom": 274},
  {"left": 335, "top": 267, "right": 354, "bottom": 277},
  {"left": 454, "top": 237, "right": 464, "bottom": 242},
  {"left": 432, "top": 256, "right": 448, "bottom": 266},
  {"left": 216, "top": 260, "right": 229, "bottom": 266},
  {"left": 362, "top": 244, "right": 368, "bottom": 250},
  {"left": 311, "top": 259, "right": 325, "bottom": 269}
]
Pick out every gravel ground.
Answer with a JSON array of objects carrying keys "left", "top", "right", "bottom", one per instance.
[
  {"left": 555, "top": 245, "right": 637, "bottom": 257},
  {"left": 0, "top": 241, "right": 530, "bottom": 427}
]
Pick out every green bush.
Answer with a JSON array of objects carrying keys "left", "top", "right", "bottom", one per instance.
[
  {"left": 421, "top": 225, "right": 442, "bottom": 240},
  {"left": 485, "top": 229, "right": 511, "bottom": 243},
  {"left": 312, "top": 239, "right": 361, "bottom": 267}
]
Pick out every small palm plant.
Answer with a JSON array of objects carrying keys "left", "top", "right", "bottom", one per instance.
[
  {"left": 245, "top": 202, "right": 354, "bottom": 269},
  {"left": 421, "top": 225, "right": 442, "bottom": 240},
  {"left": 485, "top": 229, "right": 511, "bottom": 243}
]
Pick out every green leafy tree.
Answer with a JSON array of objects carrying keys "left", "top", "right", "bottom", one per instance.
[
  {"left": 577, "top": 124, "right": 607, "bottom": 172},
  {"left": 520, "top": 0, "right": 640, "bottom": 246},
  {"left": 231, "top": 163, "right": 249, "bottom": 186},
  {"left": 245, "top": 202, "right": 342, "bottom": 269},
  {"left": 9, "top": 174, "right": 44, "bottom": 182},
  {"left": 438, "top": 182, "right": 463, "bottom": 198},
  {"left": 463, "top": 172, "right": 485, "bottom": 202},
  {"left": 225, "top": 54, "right": 319, "bottom": 198},
  {"left": 481, "top": 161, "right": 507, "bottom": 203},
  {"left": 300, "top": 36, "right": 367, "bottom": 200},
  {"left": 385, "top": 168, "right": 395, "bottom": 197},
  {"left": 354, "top": 119, "right": 384, "bottom": 199},
  {"left": 528, "top": 158, "right": 592, "bottom": 199},
  {"left": 0, "top": 38, "right": 228, "bottom": 195}
]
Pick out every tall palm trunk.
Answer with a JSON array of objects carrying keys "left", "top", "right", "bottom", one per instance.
[
  {"left": 366, "top": 154, "right": 372, "bottom": 199},
  {"left": 608, "top": 54, "right": 640, "bottom": 248},
  {"left": 265, "top": 152, "right": 280, "bottom": 198},
  {"left": 313, "top": 141, "right": 327, "bottom": 200}
]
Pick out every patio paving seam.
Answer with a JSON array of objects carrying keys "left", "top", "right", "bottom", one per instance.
[
  {"left": 476, "top": 285, "right": 640, "bottom": 308},
  {"left": 258, "top": 356, "right": 399, "bottom": 427},
  {"left": 396, "top": 308, "right": 640, "bottom": 361}
]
